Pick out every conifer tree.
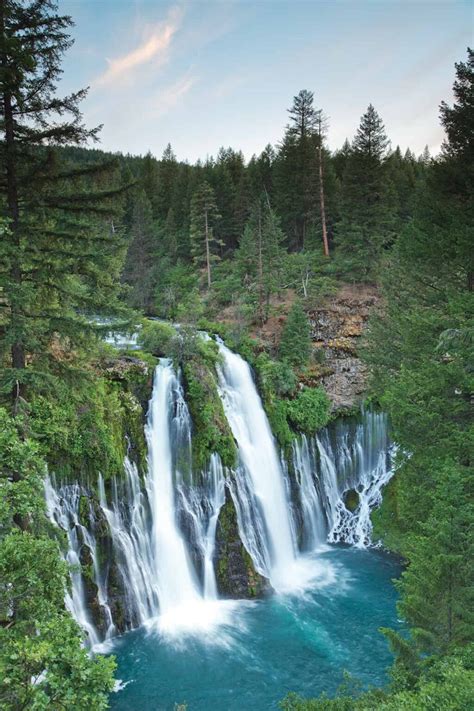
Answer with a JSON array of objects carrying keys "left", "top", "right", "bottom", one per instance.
[
  {"left": 279, "top": 301, "right": 312, "bottom": 367},
  {"left": 275, "top": 90, "right": 319, "bottom": 249},
  {"left": 237, "top": 198, "right": 285, "bottom": 324},
  {"left": 189, "top": 181, "right": 221, "bottom": 288},
  {"left": 337, "top": 104, "right": 396, "bottom": 279},
  {"left": 156, "top": 143, "right": 178, "bottom": 221},
  {"left": 122, "top": 190, "right": 157, "bottom": 312},
  {"left": 0, "top": 0, "right": 128, "bottom": 403}
]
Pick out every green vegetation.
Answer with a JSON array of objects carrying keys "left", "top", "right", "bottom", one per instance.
[
  {"left": 286, "top": 387, "right": 330, "bottom": 434},
  {"left": 281, "top": 48, "right": 473, "bottom": 708},
  {"left": 183, "top": 358, "right": 237, "bottom": 470},
  {"left": 0, "top": 0, "right": 472, "bottom": 706},
  {"left": 0, "top": 408, "right": 115, "bottom": 709},
  {"left": 279, "top": 302, "right": 312, "bottom": 367}
]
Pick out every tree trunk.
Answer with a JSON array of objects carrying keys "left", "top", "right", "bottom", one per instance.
[
  {"left": 257, "top": 207, "right": 264, "bottom": 326},
  {"left": 204, "top": 208, "right": 211, "bottom": 288},
  {"left": 1, "top": 5, "right": 26, "bottom": 404},
  {"left": 318, "top": 143, "right": 329, "bottom": 258}
]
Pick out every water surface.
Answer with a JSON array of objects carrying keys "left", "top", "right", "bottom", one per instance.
[{"left": 109, "top": 547, "right": 400, "bottom": 710}]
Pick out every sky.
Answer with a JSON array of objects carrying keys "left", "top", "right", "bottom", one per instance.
[{"left": 58, "top": 0, "right": 473, "bottom": 162}]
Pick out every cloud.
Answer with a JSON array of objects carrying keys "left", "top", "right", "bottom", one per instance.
[
  {"left": 150, "top": 72, "right": 196, "bottom": 118},
  {"left": 94, "top": 5, "right": 183, "bottom": 87}
]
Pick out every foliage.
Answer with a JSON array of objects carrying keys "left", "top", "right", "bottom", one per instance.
[
  {"left": 280, "top": 651, "right": 474, "bottom": 710},
  {"left": 190, "top": 181, "right": 222, "bottom": 288},
  {"left": 255, "top": 353, "right": 297, "bottom": 397},
  {"left": 183, "top": 359, "right": 236, "bottom": 470},
  {"left": 0, "top": 0, "right": 130, "bottom": 401},
  {"left": 336, "top": 104, "right": 397, "bottom": 280},
  {"left": 286, "top": 387, "right": 330, "bottom": 433},
  {"left": 236, "top": 199, "right": 285, "bottom": 324},
  {"left": 139, "top": 320, "right": 177, "bottom": 356},
  {"left": 279, "top": 302, "right": 312, "bottom": 367},
  {"left": 0, "top": 409, "right": 115, "bottom": 709}
]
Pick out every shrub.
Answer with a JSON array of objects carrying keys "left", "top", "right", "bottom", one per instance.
[
  {"left": 138, "top": 320, "right": 176, "bottom": 356},
  {"left": 286, "top": 387, "right": 330, "bottom": 433}
]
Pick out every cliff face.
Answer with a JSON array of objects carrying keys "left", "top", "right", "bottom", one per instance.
[{"left": 308, "top": 284, "right": 380, "bottom": 413}]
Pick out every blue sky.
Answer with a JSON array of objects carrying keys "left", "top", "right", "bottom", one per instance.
[{"left": 59, "top": 0, "right": 473, "bottom": 161}]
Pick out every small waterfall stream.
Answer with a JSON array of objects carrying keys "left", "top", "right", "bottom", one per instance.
[{"left": 45, "top": 344, "right": 394, "bottom": 646}]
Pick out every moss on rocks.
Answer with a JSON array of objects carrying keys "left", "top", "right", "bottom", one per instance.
[
  {"left": 344, "top": 488, "right": 360, "bottom": 512},
  {"left": 215, "top": 489, "right": 270, "bottom": 599},
  {"left": 183, "top": 359, "right": 237, "bottom": 471}
]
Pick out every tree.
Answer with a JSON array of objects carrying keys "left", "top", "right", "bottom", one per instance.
[
  {"left": 237, "top": 198, "right": 285, "bottom": 324},
  {"left": 336, "top": 105, "right": 397, "bottom": 278},
  {"left": 189, "top": 181, "right": 221, "bottom": 288},
  {"left": 122, "top": 189, "right": 157, "bottom": 312},
  {"left": 363, "top": 49, "right": 474, "bottom": 675},
  {"left": 275, "top": 90, "right": 319, "bottom": 250},
  {"left": 279, "top": 301, "right": 312, "bottom": 367},
  {"left": 0, "top": 0, "right": 128, "bottom": 404},
  {"left": 316, "top": 110, "right": 330, "bottom": 257}
]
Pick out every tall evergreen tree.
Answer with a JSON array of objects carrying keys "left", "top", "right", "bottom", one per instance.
[
  {"left": 189, "top": 181, "right": 221, "bottom": 288},
  {"left": 364, "top": 49, "right": 474, "bottom": 667},
  {"left": 0, "top": 0, "right": 127, "bottom": 404},
  {"left": 156, "top": 143, "right": 178, "bottom": 221},
  {"left": 337, "top": 104, "right": 396, "bottom": 279},
  {"left": 237, "top": 198, "right": 285, "bottom": 324},
  {"left": 279, "top": 301, "right": 312, "bottom": 367},
  {"left": 122, "top": 190, "right": 157, "bottom": 312},
  {"left": 275, "top": 90, "right": 319, "bottom": 250}
]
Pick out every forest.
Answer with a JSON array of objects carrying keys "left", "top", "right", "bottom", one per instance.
[{"left": 0, "top": 1, "right": 473, "bottom": 710}]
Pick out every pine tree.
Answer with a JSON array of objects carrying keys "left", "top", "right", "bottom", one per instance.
[
  {"left": 189, "top": 181, "right": 221, "bottom": 288},
  {"left": 156, "top": 143, "right": 178, "bottom": 221},
  {"left": 237, "top": 198, "right": 285, "bottom": 324},
  {"left": 279, "top": 301, "right": 312, "bottom": 367},
  {"left": 275, "top": 90, "right": 319, "bottom": 250},
  {"left": 337, "top": 104, "right": 396, "bottom": 279},
  {"left": 122, "top": 190, "right": 157, "bottom": 312},
  {"left": 316, "top": 110, "right": 330, "bottom": 257},
  {"left": 0, "top": 0, "right": 128, "bottom": 403}
]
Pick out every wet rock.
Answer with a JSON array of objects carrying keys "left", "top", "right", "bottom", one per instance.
[
  {"left": 344, "top": 489, "right": 360, "bottom": 513},
  {"left": 215, "top": 488, "right": 270, "bottom": 599}
]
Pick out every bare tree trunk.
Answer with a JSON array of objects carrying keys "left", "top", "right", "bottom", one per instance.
[
  {"left": 204, "top": 208, "right": 211, "bottom": 288},
  {"left": 318, "top": 142, "right": 329, "bottom": 258},
  {"left": 257, "top": 206, "right": 264, "bottom": 326}
]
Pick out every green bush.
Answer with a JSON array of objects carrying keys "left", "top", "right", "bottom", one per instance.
[
  {"left": 138, "top": 320, "right": 177, "bottom": 356},
  {"left": 255, "top": 353, "right": 297, "bottom": 397},
  {"left": 286, "top": 387, "right": 330, "bottom": 433},
  {"left": 183, "top": 360, "right": 236, "bottom": 470}
]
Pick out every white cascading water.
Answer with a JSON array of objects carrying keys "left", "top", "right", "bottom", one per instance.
[
  {"left": 97, "top": 460, "right": 159, "bottom": 626},
  {"left": 291, "top": 411, "right": 393, "bottom": 549},
  {"left": 45, "top": 359, "right": 230, "bottom": 645},
  {"left": 216, "top": 341, "right": 324, "bottom": 592},
  {"left": 44, "top": 478, "right": 115, "bottom": 646},
  {"left": 45, "top": 343, "right": 393, "bottom": 646},
  {"left": 143, "top": 360, "right": 230, "bottom": 634}
]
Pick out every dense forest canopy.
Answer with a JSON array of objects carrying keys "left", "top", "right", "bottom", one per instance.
[{"left": 0, "top": 0, "right": 473, "bottom": 708}]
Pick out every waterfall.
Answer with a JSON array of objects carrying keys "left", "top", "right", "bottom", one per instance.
[
  {"left": 44, "top": 478, "right": 114, "bottom": 646},
  {"left": 216, "top": 342, "right": 319, "bottom": 592},
  {"left": 97, "top": 460, "right": 159, "bottom": 626},
  {"left": 145, "top": 361, "right": 202, "bottom": 619},
  {"left": 45, "top": 359, "right": 229, "bottom": 646},
  {"left": 45, "top": 344, "right": 393, "bottom": 646},
  {"left": 291, "top": 411, "right": 393, "bottom": 549}
]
